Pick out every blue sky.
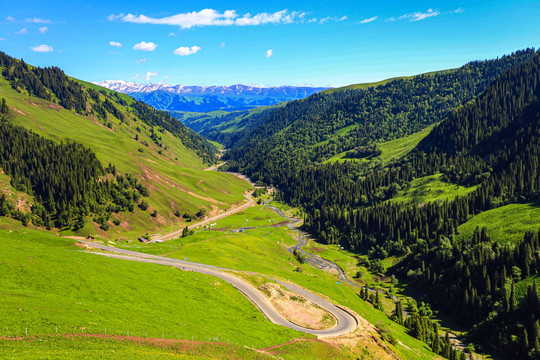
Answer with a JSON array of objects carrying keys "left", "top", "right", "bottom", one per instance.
[{"left": 0, "top": 0, "right": 539, "bottom": 87}]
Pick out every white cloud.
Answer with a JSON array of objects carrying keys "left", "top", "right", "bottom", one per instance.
[
  {"left": 221, "top": 42, "right": 226, "bottom": 48},
  {"left": 39, "top": 26, "right": 48, "bottom": 34},
  {"left": 145, "top": 71, "right": 158, "bottom": 82},
  {"left": 109, "top": 9, "right": 308, "bottom": 29},
  {"left": 133, "top": 41, "right": 157, "bottom": 51},
  {"left": 0, "top": 38, "right": 5, "bottom": 41},
  {"left": 30, "top": 44, "right": 53, "bottom": 52},
  {"left": 454, "top": 7, "right": 465, "bottom": 14},
  {"left": 265, "top": 49, "right": 273, "bottom": 58},
  {"left": 168, "top": 32, "right": 176, "bottom": 36},
  {"left": 25, "top": 17, "right": 52, "bottom": 24},
  {"left": 6, "top": 16, "right": 53, "bottom": 24},
  {"left": 389, "top": 9, "right": 441, "bottom": 22},
  {"left": 109, "top": 41, "right": 122, "bottom": 47},
  {"left": 15, "top": 28, "right": 27, "bottom": 35},
  {"left": 360, "top": 16, "right": 377, "bottom": 24},
  {"left": 319, "top": 15, "right": 347, "bottom": 24},
  {"left": 173, "top": 45, "right": 201, "bottom": 56},
  {"left": 136, "top": 58, "right": 147, "bottom": 63},
  {"left": 131, "top": 74, "right": 140, "bottom": 80}
]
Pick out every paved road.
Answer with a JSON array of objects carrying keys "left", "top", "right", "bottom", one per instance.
[{"left": 78, "top": 239, "right": 358, "bottom": 338}]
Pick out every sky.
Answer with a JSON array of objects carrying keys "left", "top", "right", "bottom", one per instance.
[{"left": 0, "top": 0, "right": 539, "bottom": 87}]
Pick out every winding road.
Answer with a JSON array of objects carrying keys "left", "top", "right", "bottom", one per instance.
[
  {"left": 79, "top": 239, "right": 358, "bottom": 338},
  {"left": 264, "top": 201, "right": 360, "bottom": 288},
  {"left": 83, "top": 169, "right": 363, "bottom": 338}
]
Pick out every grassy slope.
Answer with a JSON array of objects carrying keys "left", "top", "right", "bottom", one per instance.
[
  {"left": 0, "top": 229, "right": 302, "bottom": 347},
  {"left": 390, "top": 174, "right": 478, "bottom": 205},
  {"left": 457, "top": 201, "right": 540, "bottom": 244},
  {"left": 324, "top": 123, "right": 436, "bottom": 164},
  {"left": 0, "top": 335, "right": 266, "bottom": 360},
  {"left": 0, "top": 76, "right": 251, "bottom": 238},
  {"left": 376, "top": 123, "right": 437, "bottom": 163},
  {"left": 0, "top": 202, "right": 442, "bottom": 359}
]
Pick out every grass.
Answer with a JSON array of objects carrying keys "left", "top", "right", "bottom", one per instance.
[
  {"left": 375, "top": 123, "right": 436, "bottom": 164},
  {"left": 315, "top": 124, "right": 358, "bottom": 147},
  {"left": 0, "top": 199, "right": 443, "bottom": 359},
  {"left": 208, "top": 205, "right": 286, "bottom": 229},
  {"left": 0, "top": 229, "right": 302, "bottom": 348},
  {"left": 0, "top": 75, "right": 251, "bottom": 239},
  {"left": 0, "top": 335, "right": 359, "bottom": 360},
  {"left": 0, "top": 335, "right": 271, "bottom": 360},
  {"left": 457, "top": 201, "right": 540, "bottom": 244},
  {"left": 390, "top": 174, "right": 477, "bottom": 205},
  {"left": 324, "top": 123, "right": 435, "bottom": 164}
]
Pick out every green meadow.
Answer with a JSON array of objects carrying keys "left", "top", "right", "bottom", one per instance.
[
  {"left": 457, "top": 201, "right": 540, "bottom": 244},
  {"left": 0, "top": 229, "right": 301, "bottom": 347},
  {"left": 324, "top": 123, "right": 435, "bottom": 164},
  {"left": 390, "top": 174, "right": 477, "bottom": 205}
]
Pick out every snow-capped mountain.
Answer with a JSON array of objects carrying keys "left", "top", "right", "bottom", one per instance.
[
  {"left": 94, "top": 80, "right": 329, "bottom": 97},
  {"left": 93, "top": 81, "right": 330, "bottom": 113}
]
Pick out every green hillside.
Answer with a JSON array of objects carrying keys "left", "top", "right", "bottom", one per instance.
[
  {"left": 457, "top": 202, "right": 540, "bottom": 244},
  {"left": 171, "top": 102, "right": 286, "bottom": 148},
  {"left": 0, "top": 52, "right": 251, "bottom": 239},
  {"left": 113, "top": 203, "right": 444, "bottom": 360},
  {"left": 0, "top": 228, "right": 308, "bottom": 356},
  {"left": 325, "top": 123, "right": 436, "bottom": 164},
  {"left": 223, "top": 48, "right": 540, "bottom": 359}
]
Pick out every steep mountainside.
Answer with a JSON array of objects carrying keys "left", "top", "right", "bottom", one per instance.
[
  {"left": 0, "top": 51, "right": 250, "bottom": 238},
  {"left": 223, "top": 49, "right": 540, "bottom": 358},
  {"left": 95, "top": 81, "right": 329, "bottom": 113}
]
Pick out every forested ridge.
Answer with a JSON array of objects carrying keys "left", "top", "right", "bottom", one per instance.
[
  {"left": 224, "top": 48, "right": 536, "bottom": 169},
  {"left": 0, "top": 51, "right": 216, "bottom": 163},
  {"left": 224, "top": 49, "right": 540, "bottom": 357}
]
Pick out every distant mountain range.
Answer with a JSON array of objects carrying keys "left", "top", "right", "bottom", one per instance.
[{"left": 93, "top": 81, "right": 330, "bottom": 113}]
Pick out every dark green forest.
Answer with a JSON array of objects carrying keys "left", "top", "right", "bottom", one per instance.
[
  {"left": 224, "top": 49, "right": 540, "bottom": 357},
  {"left": 0, "top": 104, "right": 148, "bottom": 229}
]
